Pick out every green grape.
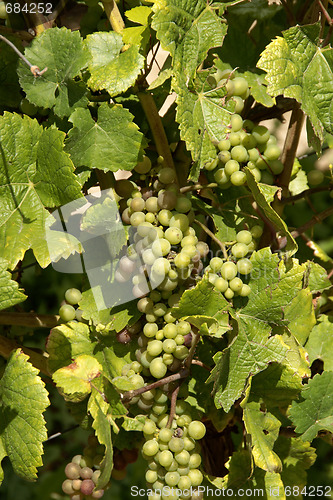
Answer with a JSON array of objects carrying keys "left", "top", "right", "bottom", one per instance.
[
  {"left": 137, "top": 297, "right": 154, "bottom": 313},
  {"left": 229, "top": 277, "right": 243, "bottom": 292},
  {"left": 145, "top": 196, "right": 159, "bottom": 213},
  {"left": 158, "top": 449, "right": 174, "bottom": 467},
  {"left": 131, "top": 197, "right": 145, "bottom": 212},
  {"left": 230, "top": 114, "right": 243, "bottom": 132},
  {"left": 174, "top": 449, "right": 190, "bottom": 466},
  {"left": 165, "top": 471, "right": 180, "bottom": 487},
  {"left": 188, "top": 421, "right": 206, "bottom": 440},
  {"left": 214, "top": 277, "right": 228, "bottom": 293},
  {"left": 248, "top": 148, "right": 260, "bottom": 162},
  {"left": 307, "top": 170, "right": 325, "bottom": 186},
  {"left": 183, "top": 437, "right": 196, "bottom": 452},
  {"left": 143, "top": 439, "right": 159, "bottom": 457},
  {"left": 148, "top": 494, "right": 162, "bottom": 500},
  {"left": 232, "top": 77, "right": 249, "bottom": 97},
  {"left": 152, "top": 257, "right": 171, "bottom": 276},
  {"left": 145, "top": 469, "right": 158, "bottom": 483},
  {"left": 157, "top": 413, "right": 169, "bottom": 428},
  {"left": 62, "top": 479, "right": 75, "bottom": 495},
  {"left": 252, "top": 125, "right": 270, "bottom": 144},
  {"left": 181, "top": 245, "right": 197, "bottom": 258},
  {"left": 224, "top": 288, "right": 234, "bottom": 299},
  {"left": 230, "top": 171, "right": 247, "bottom": 186},
  {"left": 242, "top": 133, "right": 257, "bottom": 150},
  {"left": 174, "top": 253, "right": 191, "bottom": 269},
  {"left": 164, "top": 323, "right": 178, "bottom": 339},
  {"left": 269, "top": 159, "right": 284, "bottom": 175},
  {"left": 236, "top": 258, "right": 253, "bottom": 274},
  {"left": 229, "top": 131, "right": 241, "bottom": 146},
  {"left": 205, "top": 157, "right": 219, "bottom": 171},
  {"left": 65, "top": 462, "right": 81, "bottom": 480},
  {"left": 169, "top": 437, "right": 185, "bottom": 453},
  {"left": 80, "top": 466, "right": 93, "bottom": 479},
  {"left": 233, "top": 95, "right": 244, "bottom": 114},
  {"left": 134, "top": 155, "right": 151, "bottom": 174},
  {"left": 150, "top": 358, "right": 168, "bottom": 379},
  {"left": 175, "top": 334, "right": 185, "bottom": 345},
  {"left": 264, "top": 144, "right": 281, "bottom": 161},
  {"left": 220, "top": 262, "right": 237, "bottom": 280},
  {"left": 152, "top": 402, "right": 168, "bottom": 415},
  {"left": 196, "top": 241, "right": 209, "bottom": 258},
  {"left": 142, "top": 390, "right": 156, "bottom": 403},
  {"left": 158, "top": 190, "right": 177, "bottom": 210},
  {"left": 158, "top": 209, "right": 173, "bottom": 226},
  {"left": 59, "top": 304, "right": 76, "bottom": 322},
  {"left": 130, "top": 212, "right": 146, "bottom": 227},
  {"left": 214, "top": 168, "right": 230, "bottom": 185},
  {"left": 181, "top": 235, "right": 198, "bottom": 247},
  {"left": 250, "top": 225, "right": 263, "bottom": 238},
  {"left": 218, "top": 150, "right": 231, "bottom": 164},
  {"left": 165, "top": 227, "right": 183, "bottom": 245},
  {"left": 175, "top": 196, "right": 192, "bottom": 213},
  {"left": 169, "top": 213, "right": 189, "bottom": 232},
  {"left": 230, "top": 145, "right": 248, "bottom": 163},
  {"left": 236, "top": 230, "right": 252, "bottom": 245},
  {"left": 188, "top": 468, "right": 203, "bottom": 487},
  {"left": 224, "top": 159, "right": 240, "bottom": 176},
  {"left": 153, "top": 303, "right": 168, "bottom": 317},
  {"left": 240, "top": 284, "right": 251, "bottom": 297},
  {"left": 163, "top": 338, "right": 177, "bottom": 353},
  {"left": 147, "top": 340, "right": 163, "bottom": 357},
  {"left": 158, "top": 167, "right": 177, "bottom": 184},
  {"left": 65, "top": 288, "right": 82, "bottom": 305},
  {"left": 143, "top": 322, "right": 159, "bottom": 338},
  {"left": 159, "top": 428, "right": 173, "bottom": 442},
  {"left": 174, "top": 345, "right": 189, "bottom": 360},
  {"left": 260, "top": 170, "right": 274, "bottom": 184},
  {"left": 231, "top": 242, "right": 249, "bottom": 258},
  {"left": 218, "top": 139, "right": 231, "bottom": 151},
  {"left": 251, "top": 167, "right": 262, "bottom": 182},
  {"left": 142, "top": 249, "right": 156, "bottom": 266}
]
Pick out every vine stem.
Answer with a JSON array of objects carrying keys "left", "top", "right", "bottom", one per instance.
[
  {"left": 281, "top": 184, "right": 333, "bottom": 204},
  {"left": 138, "top": 92, "right": 177, "bottom": 177},
  {"left": 0, "top": 311, "right": 59, "bottom": 328},
  {"left": 102, "top": 0, "right": 125, "bottom": 32},
  {"left": 167, "top": 385, "right": 180, "bottom": 428},
  {"left": 0, "top": 34, "right": 48, "bottom": 76},
  {"left": 180, "top": 183, "right": 218, "bottom": 194},
  {"left": 121, "top": 368, "right": 189, "bottom": 402},
  {"left": 0, "top": 335, "right": 50, "bottom": 377},
  {"left": 194, "top": 218, "right": 228, "bottom": 259},
  {"left": 184, "top": 327, "right": 201, "bottom": 370}
]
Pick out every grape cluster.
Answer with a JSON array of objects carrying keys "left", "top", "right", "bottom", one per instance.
[
  {"left": 205, "top": 227, "right": 262, "bottom": 299},
  {"left": 203, "top": 74, "right": 283, "bottom": 188},
  {"left": 58, "top": 288, "right": 83, "bottom": 323},
  {"left": 142, "top": 406, "right": 206, "bottom": 500},
  {"left": 62, "top": 436, "right": 108, "bottom": 499}
]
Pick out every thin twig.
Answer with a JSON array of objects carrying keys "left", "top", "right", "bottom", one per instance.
[
  {"left": 0, "top": 311, "right": 59, "bottom": 328},
  {"left": 191, "top": 359, "right": 211, "bottom": 371},
  {"left": 193, "top": 218, "right": 228, "bottom": 259},
  {"left": 281, "top": 184, "right": 333, "bottom": 204},
  {"left": 317, "top": 0, "right": 332, "bottom": 24},
  {"left": 0, "top": 335, "right": 50, "bottom": 377},
  {"left": 121, "top": 368, "right": 189, "bottom": 402},
  {"left": 184, "top": 328, "right": 201, "bottom": 370},
  {"left": 291, "top": 205, "right": 333, "bottom": 238},
  {"left": 0, "top": 34, "right": 47, "bottom": 76},
  {"left": 280, "top": 0, "right": 297, "bottom": 25},
  {"left": 167, "top": 385, "right": 180, "bottom": 428},
  {"left": 44, "top": 425, "right": 80, "bottom": 443}
]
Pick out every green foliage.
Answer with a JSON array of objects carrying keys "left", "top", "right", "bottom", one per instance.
[
  {"left": 0, "top": 349, "right": 49, "bottom": 481},
  {"left": 0, "top": 258, "right": 26, "bottom": 310}
]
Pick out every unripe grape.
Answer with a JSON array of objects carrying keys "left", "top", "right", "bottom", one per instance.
[
  {"left": 188, "top": 468, "right": 203, "bottom": 487},
  {"left": 130, "top": 197, "right": 145, "bottom": 212},
  {"left": 307, "top": 170, "right": 325, "bottom": 186},
  {"left": 240, "top": 284, "right": 251, "bottom": 297},
  {"left": 196, "top": 241, "right": 209, "bottom": 258},
  {"left": 135, "top": 155, "right": 151, "bottom": 173},
  {"left": 218, "top": 150, "right": 231, "bottom": 164},
  {"left": 169, "top": 437, "right": 185, "bottom": 452},
  {"left": 224, "top": 288, "right": 234, "bottom": 299},
  {"left": 230, "top": 171, "right": 247, "bottom": 186},
  {"left": 229, "top": 131, "right": 241, "bottom": 146},
  {"left": 92, "top": 489, "right": 105, "bottom": 499},
  {"left": 62, "top": 479, "right": 75, "bottom": 495},
  {"left": 174, "top": 449, "right": 190, "bottom": 465},
  {"left": 269, "top": 159, "right": 284, "bottom": 175},
  {"left": 150, "top": 358, "right": 168, "bottom": 378},
  {"left": 233, "top": 95, "right": 245, "bottom": 114},
  {"left": 175, "top": 196, "right": 192, "bottom": 213},
  {"left": 72, "top": 479, "right": 82, "bottom": 490},
  {"left": 143, "top": 439, "right": 159, "bottom": 457},
  {"left": 264, "top": 144, "right": 281, "bottom": 161},
  {"left": 252, "top": 125, "right": 270, "bottom": 144},
  {"left": 159, "top": 428, "right": 173, "bottom": 442},
  {"left": 80, "top": 466, "right": 93, "bottom": 479},
  {"left": 225, "top": 160, "right": 240, "bottom": 176},
  {"left": 158, "top": 190, "right": 177, "bottom": 210},
  {"left": 236, "top": 230, "right": 252, "bottom": 245},
  {"left": 174, "top": 253, "right": 190, "bottom": 269},
  {"left": 214, "top": 277, "right": 228, "bottom": 293},
  {"left": 230, "top": 114, "right": 243, "bottom": 132},
  {"left": 65, "top": 462, "right": 81, "bottom": 479},
  {"left": 115, "top": 179, "right": 134, "bottom": 197},
  {"left": 152, "top": 257, "right": 171, "bottom": 276},
  {"left": 158, "top": 209, "right": 173, "bottom": 226},
  {"left": 214, "top": 168, "right": 230, "bottom": 185},
  {"left": 59, "top": 304, "right": 76, "bottom": 322},
  {"left": 229, "top": 277, "right": 243, "bottom": 292},
  {"left": 169, "top": 213, "right": 189, "bottom": 232},
  {"left": 158, "top": 449, "right": 174, "bottom": 467},
  {"left": 158, "top": 167, "right": 177, "bottom": 184},
  {"left": 250, "top": 225, "right": 263, "bottom": 238},
  {"left": 163, "top": 338, "right": 177, "bottom": 353},
  {"left": 232, "top": 77, "right": 249, "bottom": 96},
  {"left": 237, "top": 258, "right": 253, "bottom": 274},
  {"left": 130, "top": 212, "right": 145, "bottom": 227},
  {"left": 65, "top": 288, "right": 82, "bottom": 305},
  {"left": 220, "top": 262, "right": 237, "bottom": 280},
  {"left": 218, "top": 139, "right": 231, "bottom": 151},
  {"left": 165, "top": 226, "right": 183, "bottom": 245},
  {"left": 248, "top": 148, "right": 260, "bottom": 162},
  {"left": 165, "top": 471, "right": 180, "bottom": 487},
  {"left": 231, "top": 242, "right": 249, "bottom": 258}
]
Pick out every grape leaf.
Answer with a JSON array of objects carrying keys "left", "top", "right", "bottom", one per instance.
[
  {"left": 289, "top": 169, "right": 309, "bottom": 196},
  {"left": 250, "top": 363, "right": 303, "bottom": 408},
  {"left": 122, "top": 6, "right": 151, "bottom": 46},
  {"left": 52, "top": 354, "right": 102, "bottom": 402},
  {"left": 152, "top": 0, "right": 227, "bottom": 78},
  {"left": 251, "top": 469, "right": 286, "bottom": 499},
  {"left": 274, "top": 436, "right": 316, "bottom": 491},
  {"left": 174, "top": 72, "right": 235, "bottom": 180},
  {"left": 172, "top": 277, "right": 230, "bottom": 337},
  {"left": 0, "top": 349, "right": 49, "bottom": 481},
  {"left": 243, "top": 401, "right": 282, "bottom": 472},
  {"left": 245, "top": 168, "right": 297, "bottom": 256},
  {"left": 0, "top": 38, "right": 21, "bottom": 108},
  {"left": 289, "top": 371, "right": 333, "bottom": 441},
  {"left": 0, "top": 259, "right": 26, "bottom": 311},
  {"left": 305, "top": 316, "right": 333, "bottom": 371},
  {"left": 46, "top": 321, "right": 96, "bottom": 373},
  {"left": 18, "top": 27, "right": 89, "bottom": 118},
  {"left": 65, "top": 103, "right": 144, "bottom": 171},
  {"left": 85, "top": 32, "right": 144, "bottom": 96},
  {"left": 211, "top": 249, "right": 307, "bottom": 411},
  {"left": 306, "top": 261, "right": 331, "bottom": 293},
  {"left": 257, "top": 23, "right": 333, "bottom": 143},
  {"left": 0, "top": 112, "right": 82, "bottom": 270},
  {"left": 284, "top": 289, "right": 316, "bottom": 345},
  {"left": 91, "top": 397, "right": 113, "bottom": 490}
]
